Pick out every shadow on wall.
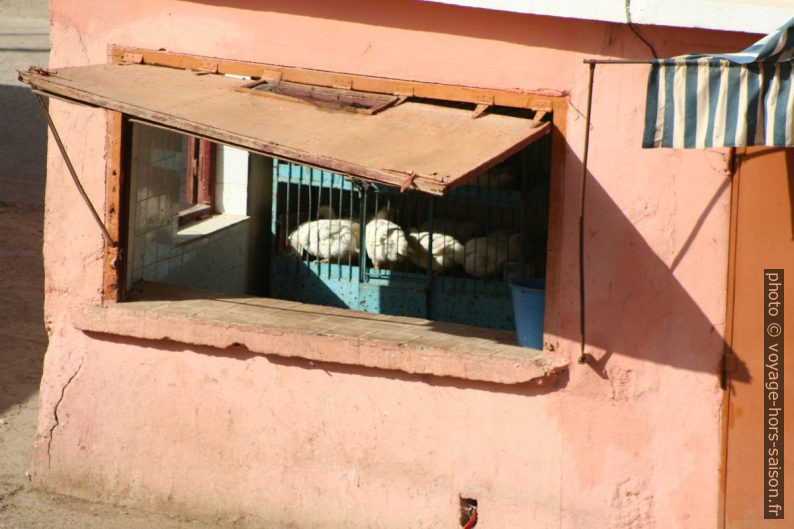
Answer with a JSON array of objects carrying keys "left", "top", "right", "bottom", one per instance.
[
  {"left": 576, "top": 163, "right": 748, "bottom": 384},
  {"left": 0, "top": 84, "right": 47, "bottom": 206}
]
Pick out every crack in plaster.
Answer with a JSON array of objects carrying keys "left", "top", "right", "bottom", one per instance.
[{"left": 46, "top": 357, "right": 84, "bottom": 469}]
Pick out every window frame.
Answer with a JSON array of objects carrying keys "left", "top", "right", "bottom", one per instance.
[
  {"left": 101, "top": 47, "right": 569, "bottom": 364},
  {"left": 178, "top": 137, "right": 216, "bottom": 228}
]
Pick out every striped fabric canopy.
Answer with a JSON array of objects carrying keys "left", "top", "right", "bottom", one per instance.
[{"left": 643, "top": 17, "right": 794, "bottom": 148}]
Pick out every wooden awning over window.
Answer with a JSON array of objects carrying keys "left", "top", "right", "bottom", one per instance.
[{"left": 21, "top": 63, "right": 550, "bottom": 195}]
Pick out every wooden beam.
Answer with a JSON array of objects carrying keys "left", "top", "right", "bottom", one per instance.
[
  {"left": 539, "top": 96, "right": 568, "bottom": 351},
  {"left": 108, "top": 45, "right": 558, "bottom": 112},
  {"left": 102, "top": 110, "right": 124, "bottom": 302}
]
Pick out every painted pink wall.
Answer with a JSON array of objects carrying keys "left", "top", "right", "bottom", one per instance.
[{"left": 38, "top": 1, "right": 750, "bottom": 527}]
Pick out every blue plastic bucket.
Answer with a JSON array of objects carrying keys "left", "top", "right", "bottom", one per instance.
[{"left": 509, "top": 279, "right": 545, "bottom": 349}]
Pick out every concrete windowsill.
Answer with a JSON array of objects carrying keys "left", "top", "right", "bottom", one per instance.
[
  {"left": 73, "top": 282, "right": 568, "bottom": 385},
  {"left": 174, "top": 214, "right": 249, "bottom": 245}
]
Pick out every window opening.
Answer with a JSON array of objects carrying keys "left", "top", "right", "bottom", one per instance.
[{"left": 126, "top": 118, "right": 551, "bottom": 333}]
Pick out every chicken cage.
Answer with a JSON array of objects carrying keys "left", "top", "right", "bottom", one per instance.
[{"left": 269, "top": 136, "right": 550, "bottom": 330}]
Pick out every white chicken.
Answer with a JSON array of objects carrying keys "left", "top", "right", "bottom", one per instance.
[
  {"left": 288, "top": 218, "right": 361, "bottom": 262},
  {"left": 418, "top": 217, "right": 481, "bottom": 243},
  {"left": 278, "top": 204, "right": 337, "bottom": 237},
  {"left": 463, "top": 231, "right": 521, "bottom": 278},
  {"left": 365, "top": 207, "right": 409, "bottom": 269},
  {"left": 406, "top": 229, "right": 464, "bottom": 273}
]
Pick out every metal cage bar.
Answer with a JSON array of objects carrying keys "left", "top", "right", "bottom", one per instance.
[{"left": 269, "top": 145, "right": 548, "bottom": 329}]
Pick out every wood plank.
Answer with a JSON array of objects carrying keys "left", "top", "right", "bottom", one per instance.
[
  {"left": 719, "top": 147, "right": 739, "bottom": 529},
  {"left": 22, "top": 64, "right": 550, "bottom": 195},
  {"left": 539, "top": 96, "right": 567, "bottom": 348},
  {"left": 723, "top": 148, "right": 794, "bottom": 527},
  {"left": 108, "top": 45, "right": 557, "bottom": 112},
  {"left": 102, "top": 110, "right": 123, "bottom": 302}
]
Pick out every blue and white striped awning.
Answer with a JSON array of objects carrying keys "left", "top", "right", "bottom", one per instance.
[{"left": 643, "top": 17, "right": 794, "bottom": 148}]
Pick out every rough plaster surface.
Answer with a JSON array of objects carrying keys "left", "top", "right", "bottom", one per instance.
[{"left": 35, "top": 0, "right": 737, "bottom": 527}]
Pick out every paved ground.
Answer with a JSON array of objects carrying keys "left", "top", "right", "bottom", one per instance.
[{"left": 0, "top": 3, "right": 220, "bottom": 528}]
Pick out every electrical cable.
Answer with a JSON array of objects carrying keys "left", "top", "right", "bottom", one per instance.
[{"left": 625, "top": 0, "right": 659, "bottom": 59}]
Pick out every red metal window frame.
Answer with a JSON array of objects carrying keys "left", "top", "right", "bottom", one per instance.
[{"left": 179, "top": 137, "right": 216, "bottom": 226}]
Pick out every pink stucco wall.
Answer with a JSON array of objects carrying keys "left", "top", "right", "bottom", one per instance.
[{"left": 38, "top": 1, "right": 751, "bottom": 527}]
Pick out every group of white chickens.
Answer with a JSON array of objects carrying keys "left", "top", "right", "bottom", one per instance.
[{"left": 286, "top": 204, "right": 523, "bottom": 279}]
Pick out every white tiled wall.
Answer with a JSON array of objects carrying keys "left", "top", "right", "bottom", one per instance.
[
  {"left": 127, "top": 124, "right": 250, "bottom": 295},
  {"left": 215, "top": 145, "right": 249, "bottom": 215}
]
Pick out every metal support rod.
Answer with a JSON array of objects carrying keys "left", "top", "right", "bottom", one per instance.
[
  {"left": 35, "top": 94, "right": 118, "bottom": 247},
  {"left": 358, "top": 185, "right": 367, "bottom": 283},
  {"left": 583, "top": 58, "right": 787, "bottom": 65},
  {"left": 584, "top": 59, "right": 655, "bottom": 64},
  {"left": 578, "top": 63, "right": 596, "bottom": 364},
  {"left": 271, "top": 159, "right": 280, "bottom": 273},
  {"left": 425, "top": 197, "right": 435, "bottom": 320}
]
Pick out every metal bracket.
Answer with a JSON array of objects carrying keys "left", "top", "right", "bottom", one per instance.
[
  {"left": 34, "top": 94, "right": 118, "bottom": 247},
  {"left": 399, "top": 171, "right": 418, "bottom": 192}
]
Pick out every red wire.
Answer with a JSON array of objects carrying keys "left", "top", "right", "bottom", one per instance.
[{"left": 462, "top": 509, "right": 478, "bottom": 529}]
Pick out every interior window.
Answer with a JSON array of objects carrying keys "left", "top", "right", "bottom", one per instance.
[{"left": 178, "top": 137, "right": 215, "bottom": 227}]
